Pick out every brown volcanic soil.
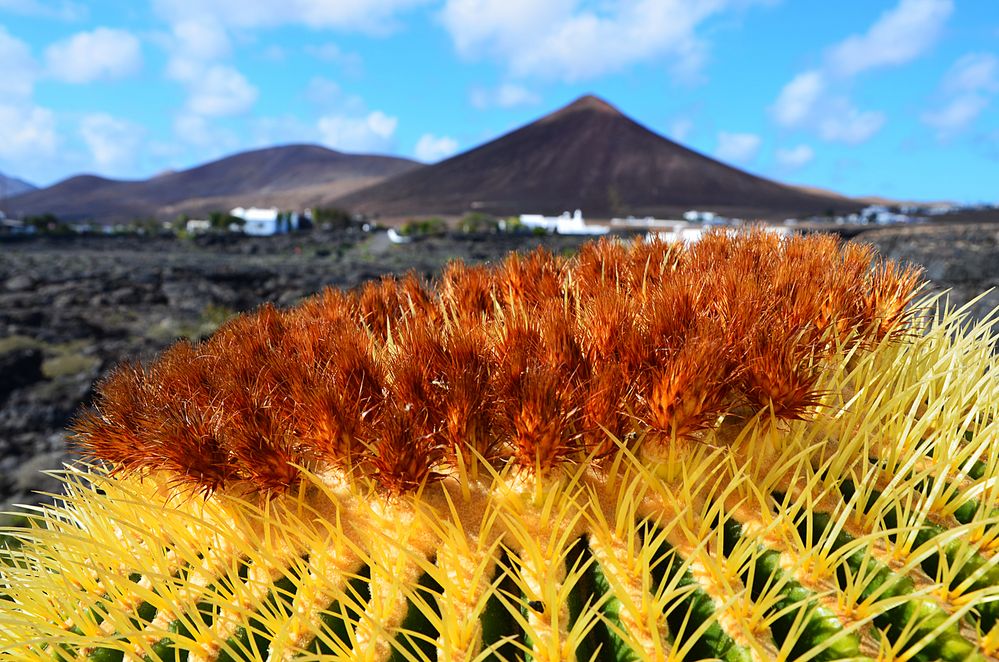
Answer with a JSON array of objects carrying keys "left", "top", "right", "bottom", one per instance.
[
  {"left": 6, "top": 145, "right": 420, "bottom": 223},
  {"left": 336, "top": 95, "right": 860, "bottom": 219}
]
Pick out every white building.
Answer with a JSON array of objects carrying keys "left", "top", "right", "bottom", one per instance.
[
  {"left": 647, "top": 224, "right": 790, "bottom": 244},
  {"left": 0, "top": 217, "right": 34, "bottom": 234},
  {"left": 611, "top": 216, "right": 688, "bottom": 230},
  {"left": 185, "top": 219, "right": 211, "bottom": 234},
  {"left": 230, "top": 207, "right": 300, "bottom": 236},
  {"left": 683, "top": 210, "right": 717, "bottom": 223},
  {"left": 518, "top": 209, "right": 609, "bottom": 235},
  {"left": 645, "top": 227, "right": 708, "bottom": 244},
  {"left": 386, "top": 227, "right": 413, "bottom": 244}
]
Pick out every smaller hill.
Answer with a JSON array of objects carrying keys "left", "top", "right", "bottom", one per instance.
[
  {"left": 6, "top": 145, "right": 421, "bottom": 222},
  {"left": 0, "top": 173, "right": 37, "bottom": 199}
]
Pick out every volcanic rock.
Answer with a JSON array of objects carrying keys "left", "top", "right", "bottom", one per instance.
[{"left": 0, "top": 347, "right": 43, "bottom": 402}]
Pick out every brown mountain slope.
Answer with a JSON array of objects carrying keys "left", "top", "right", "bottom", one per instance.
[
  {"left": 7, "top": 145, "right": 420, "bottom": 222},
  {"left": 336, "top": 95, "right": 858, "bottom": 219}
]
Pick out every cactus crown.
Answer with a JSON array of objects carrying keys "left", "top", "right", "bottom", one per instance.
[
  {"left": 3, "top": 231, "right": 999, "bottom": 662},
  {"left": 75, "top": 231, "right": 918, "bottom": 494}
]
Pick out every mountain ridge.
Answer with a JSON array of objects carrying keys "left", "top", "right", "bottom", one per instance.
[
  {"left": 334, "top": 94, "right": 858, "bottom": 219},
  {"left": 5, "top": 144, "right": 420, "bottom": 222}
]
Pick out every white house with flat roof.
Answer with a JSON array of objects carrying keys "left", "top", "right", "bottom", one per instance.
[
  {"left": 231, "top": 207, "right": 299, "bottom": 236},
  {"left": 518, "top": 209, "right": 609, "bottom": 235},
  {"left": 647, "top": 223, "right": 791, "bottom": 244},
  {"left": 185, "top": 219, "right": 211, "bottom": 234}
]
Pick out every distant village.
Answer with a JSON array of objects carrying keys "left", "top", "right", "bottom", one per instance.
[
  {"left": 0, "top": 206, "right": 305, "bottom": 238},
  {"left": 1, "top": 200, "right": 997, "bottom": 243}
]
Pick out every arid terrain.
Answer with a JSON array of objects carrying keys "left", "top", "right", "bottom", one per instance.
[{"left": 0, "top": 223, "right": 995, "bottom": 521}]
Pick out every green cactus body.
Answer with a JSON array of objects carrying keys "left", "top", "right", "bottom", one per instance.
[{"left": 2, "top": 232, "right": 998, "bottom": 661}]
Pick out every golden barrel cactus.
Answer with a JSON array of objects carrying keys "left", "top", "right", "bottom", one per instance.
[{"left": 2, "top": 231, "right": 998, "bottom": 661}]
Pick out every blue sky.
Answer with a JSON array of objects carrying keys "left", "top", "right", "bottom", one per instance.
[{"left": 0, "top": 0, "right": 996, "bottom": 203}]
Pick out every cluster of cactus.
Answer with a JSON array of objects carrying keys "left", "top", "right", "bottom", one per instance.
[{"left": 2, "top": 230, "right": 998, "bottom": 661}]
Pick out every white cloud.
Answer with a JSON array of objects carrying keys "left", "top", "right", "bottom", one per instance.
[
  {"left": 261, "top": 45, "right": 286, "bottom": 62},
  {"left": 0, "top": 29, "right": 63, "bottom": 182},
  {"left": 441, "top": 0, "right": 761, "bottom": 82},
  {"left": 922, "top": 96, "right": 990, "bottom": 136},
  {"left": 317, "top": 110, "right": 398, "bottom": 153},
  {"left": 306, "top": 43, "right": 343, "bottom": 60},
  {"left": 669, "top": 117, "right": 694, "bottom": 142},
  {"left": 162, "top": 17, "right": 248, "bottom": 117},
  {"left": 160, "top": 16, "right": 255, "bottom": 122},
  {"left": 184, "top": 64, "right": 258, "bottom": 116},
  {"left": 45, "top": 28, "right": 142, "bottom": 83},
  {"left": 0, "top": 104, "right": 57, "bottom": 160},
  {"left": 817, "top": 103, "right": 885, "bottom": 144},
  {"left": 155, "top": 1, "right": 420, "bottom": 130},
  {"left": 441, "top": 0, "right": 574, "bottom": 59},
  {"left": 79, "top": 113, "right": 144, "bottom": 172},
  {"left": 468, "top": 89, "right": 488, "bottom": 108},
  {"left": 414, "top": 134, "right": 459, "bottom": 162},
  {"left": 0, "top": 26, "right": 37, "bottom": 99},
  {"left": 250, "top": 115, "right": 315, "bottom": 147},
  {"left": 978, "top": 129, "right": 999, "bottom": 162},
  {"left": 941, "top": 52, "right": 999, "bottom": 94},
  {"left": 0, "top": 0, "right": 86, "bottom": 21},
  {"left": 494, "top": 82, "right": 539, "bottom": 107},
  {"left": 768, "top": 0, "right": 949, "bottom": 144},
  {"left": 775, "top": 144, "right": 814, "bottom": 169},
  {"left": 827, "top": 0, "right": 953, "bottom": 77},
  {"left": 304, "top": 76, "right": 344, "bottom": 106},
  {"left": 922, "top": 53, "right": 999, "bottom": 137},
  {"left": 173, "top": 113, "right": 214, "bottom": 146},
  {"left": 470, "top": 82, "right": 540, "bottom": 109},
  {"left": 774, "top": 86, "right": 882, "bottom": 144},
  {"left": 172, "top": 113, "right": 239, "bottom": 153},
  {"left": 154, "top": 0, "right": 430, "bottom": 34},
  {"left": 771, "top": 70, "right": 824, "bottom": 128},
  {"left": 302, "top": 77, "right": 369, "bottom": 117},
  {"left": 304, "top": 43, "right": 363, "bottom": 74},
  {"left": 170, "top": 18, "right": 231, "bottom": 62},
  {"left": 715, "top": 131, "right": 761, "bottom": 164}
]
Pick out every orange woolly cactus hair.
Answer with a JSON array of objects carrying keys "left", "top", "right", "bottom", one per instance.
[
  {"left": 73, "top": 230, "right": 920, "bottom": 494},
  {"left": 4, "top": 229, "right": 999, "bottom": 662}
]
